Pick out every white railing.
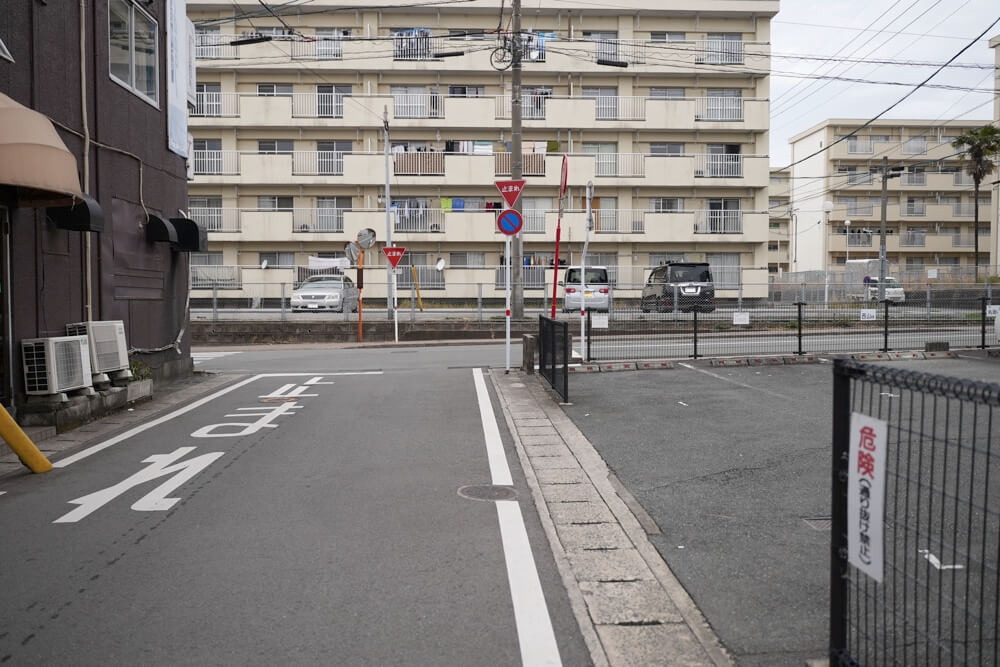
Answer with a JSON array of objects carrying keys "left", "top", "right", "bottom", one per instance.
[
  {"left": 847, "top": 140, "right": 874, "bottom": 154},
  {"left": 695, "top": 39, "right": 744, "bottom": 65},
  {"left": 694, "top": 154, "right": 743, "bottom": 178},
  {"left": 902, "top": 139, "right": 927, "bottom": 155},
  {"left": 592, "top": 96, "right": 645, "bottom": 121},
  {"left": 190, "top": 207, "right": 241, "bottom": 232},
  {"left": 843, "top": 172, "right": 873, "bottom": 185},
  {"left": 393, "top": 208, "right": 445, "bottom": 233},
  {"left": 695, "top": 97, "right": 743, "bottom": 121},
  {"left": 393, "top": 93, "right": 444, "bottom": 119},
  {"left": 903, "top": 203, "right": 926, "bottom": 216},
  {"left": 292, "top": 151, "right": 346, "bottom": 176},
  {"left": 393, "top": 34, "right": 446, "bottom": 60},
  {"left": 953, "top": 203, "right": 977, "bottom": 217},
  {"left": 587, "top": 39, "right": 646, "bottom": 65},
  {"left": 394, "top": 152, "right": 445, "bottom": 176},
  {"left": 290, "top": 39, "right": 344, "bottom": 60},
  {"left": 845, "top": 204, "right": 875, "bottom": 216},
  {"left": 522, "top": 209, "right": 546, "bottom": 233},
  {"left": 192, "top": 150, "right": 240, "bottom": 175},
  {"left": 194, "top": 33, "right": 239, "bottom": 59},
  {"left": 495, "top": 152, "right": 546, "bottom": 176},
  {"left": 292, "top": 208, "right": 346, "bottom": 233},
  {"left": 953, "top": 173, "right": 974, "bottom": 186},
  {"left": 495, "top": 94, "right": 549, "bottom": 120},
  {"left": 901, "top": 172, "right": 926, "bottom": 186},
  {"left": 847, "top": 231, "right": 873, "bottom": 247},
  {"left": 899, "top": 231, "right": 925, "bottom": 247},
  {"left": 398, "top": 265, "right": 446, "bottom": 289},
  {"left": 191, "top": 265, "right": 241, "bottom": 289},
  {"left": 292, "top": 93, "right": 346, "bottom": 118},
  {"left": 591, "top": 153, "right": 645, "bottom": 178},
  {"left": 193, "top": 92, "right": 240, "bottom": 117},
  {"left": 494, "top": 265, "right": 548, "bottom": 290},
  {"left": 952, "top": 234, "right": 978, "bottom": 247},
  {"left": 694, "top": 210, "right": 742, "bottom": 234}
]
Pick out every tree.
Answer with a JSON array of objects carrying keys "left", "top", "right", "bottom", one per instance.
[{"left": 952, "top": 125, "right": 1000, "bottom": 280}]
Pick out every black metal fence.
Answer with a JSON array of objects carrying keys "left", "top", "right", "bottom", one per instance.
[
  {"left": 582, "top": 297, "right": 994, "bottom": 361},
  {"left": 831, "top": 359, "right": 1000, "bottom": 665},
  {"left": 538, "top": 315, "right": 569, "bottom": 402}
]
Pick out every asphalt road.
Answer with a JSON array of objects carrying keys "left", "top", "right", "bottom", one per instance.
[{"left": 0, "top": 347, "right": 583, "bottom": 665}]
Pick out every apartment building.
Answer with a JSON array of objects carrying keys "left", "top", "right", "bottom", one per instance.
[
  {"left": 767, "top": 168, "right": 791, "bottom": 274},
  {"left": 788, "top": 119, "right": 994, "bottom": 276},
  {"left": 186, "top": 0, "right": 778, "bottom": 304}
]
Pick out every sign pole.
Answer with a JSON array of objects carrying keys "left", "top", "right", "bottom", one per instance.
[
  {"left": 357, "top": 249, "right": 364, "bottom": 343},
  {"left": 393, "top": 270, "right": 398, "bottom": 343},
  {"left": 551, "top": 155, "right": 568, "bottom": 319},
  {"left": 505, "top": 235, "right": 512, "bottom": 373},
  {"left": 581, "top": 181, "right": 593, "bottom": 362}
]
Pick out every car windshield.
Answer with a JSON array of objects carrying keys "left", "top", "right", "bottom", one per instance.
[
  {"left": 297, "top": 280, "right": 343, "bottom": 290},
  {"left": 881, "top": 278, "right": 901, "bottom": 288},
  {"left": 668, "top": 266, "right": 711, "bottom": 282},
  {"left": 565, "top": 268, "right": 608, "bottom": 283}
]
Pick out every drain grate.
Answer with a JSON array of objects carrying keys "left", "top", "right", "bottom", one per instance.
[
  {"left": 803, "top": 517, "right": 832, "bottom": 531},
  {"left": 458, "top": 485, "right": 517, "bottom": 502}
]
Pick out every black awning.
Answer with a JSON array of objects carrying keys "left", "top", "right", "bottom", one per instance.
[
  {"left": 46, "top": 194, "right": 104, "bottom": 232},
  {"left": 145, "top": 214, "right": 178, "bottom": 245},
  {"left": 170, "top": 217, "right": 207, "bottom": 252}
]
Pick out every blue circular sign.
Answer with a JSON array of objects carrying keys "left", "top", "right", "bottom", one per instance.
[{"left": 497, "top": 209, "right": 523, "bottom": 236}]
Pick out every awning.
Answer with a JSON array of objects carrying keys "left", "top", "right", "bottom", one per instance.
[
  {"left": 146, "top": 215, "right": 207, "bottom": 252},
  {"left": 46, "top": 194, "right": 104, "bottom": 233},
  {"left": 0, "top": 92, "right": 86, "bottom": 207}
]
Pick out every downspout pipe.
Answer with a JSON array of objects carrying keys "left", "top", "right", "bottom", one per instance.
[{"left": 81, "top": 0, "right": 93, "bottom": 322}]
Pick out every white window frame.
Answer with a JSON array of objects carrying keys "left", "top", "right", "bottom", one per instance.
[{"left": 108, "top": 0, "right": 159, "bottom": 106}]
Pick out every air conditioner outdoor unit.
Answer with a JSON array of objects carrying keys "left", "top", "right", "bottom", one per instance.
[
  {"left": 65, "top": 320, "right": 129, "bottom": 374},
  {"left": 22, "top": 335, "right": 93, "bottom": 395}
]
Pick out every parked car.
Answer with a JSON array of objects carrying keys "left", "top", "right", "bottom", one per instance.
[
  {"left": 560, "top": 266, "right": 611, "bottom": 312},
  {"left": 641, "top": 262, "right": 716, "bottom": 313},
  {"left": 290, "top": 274, "right": 359, "bottom": 312}
]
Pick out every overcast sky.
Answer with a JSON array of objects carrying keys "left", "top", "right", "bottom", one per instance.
[{"left": 768, "top": 0, "right": 999, "bottom": 167}]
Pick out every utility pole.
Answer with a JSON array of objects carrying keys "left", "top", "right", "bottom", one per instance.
[
  {"left": 384, "top": 107, "right": 393, "bottom": 319},
  {"left": 510, "top": 0, "right": 524, "bottom": 318},
  {"left": 878, "top": 156, "right": 903, "bottom": 302}
]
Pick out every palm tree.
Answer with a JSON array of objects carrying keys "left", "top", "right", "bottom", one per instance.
[{"left": 952, "top": 125, "right": 1000, "bottom": 280}]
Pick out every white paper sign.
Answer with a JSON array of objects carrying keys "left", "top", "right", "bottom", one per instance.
[
  {"left": 733, "top": 312, "right": 750, "bottom": 326},
  {"left": 927, "top": 268, "right": 938, "bottom": 279},
  {"left": 847, "top": 412, "right": 888, "bottom": 582},
  {"left": 860, "top": 309, "right": 877, "bottom": 321},
  {"left": 592, "top": 313, "right": 609, "bottom": 329},
  {"left": 987, "top": 305, "right": 1000, "bottom": 318}
]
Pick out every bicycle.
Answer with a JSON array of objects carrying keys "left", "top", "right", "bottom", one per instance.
[{"left": 490, "top": 33, "right": 514, "bottom": 70}]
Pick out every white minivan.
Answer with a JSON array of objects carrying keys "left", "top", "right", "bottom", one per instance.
[{"left": 560, "top": 266, "right": 611, "bottom": 312}]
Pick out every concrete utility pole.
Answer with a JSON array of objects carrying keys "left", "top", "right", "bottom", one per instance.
[
  {"left": 510, "top": 0, "right": 524, "bottom": 318},
  {"left": 878, "top": 156, "right": 903, "bottom": 302},
  {"left": 384, "top": 107, "right": 393, "bottom": 319}
]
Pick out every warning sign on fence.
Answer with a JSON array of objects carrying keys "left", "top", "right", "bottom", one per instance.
[{"left": 847, "top": 412, "right": 887, "bottom": 582}]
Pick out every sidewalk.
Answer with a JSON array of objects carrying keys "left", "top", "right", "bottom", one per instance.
[{"left": 489, "top": 369, "right": 732, "bottom": 666}]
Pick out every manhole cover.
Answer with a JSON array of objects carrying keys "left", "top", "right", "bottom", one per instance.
[
  {"left": 458, "top": 485, "right": 517, "bottom": 502},
  {"left": 803, "top": 517, "right": 832, "bottom": 531}
]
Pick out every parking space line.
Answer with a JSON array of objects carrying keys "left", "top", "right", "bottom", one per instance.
[{"left": 678, "top": 363, "right": 792, "bottom": 400}]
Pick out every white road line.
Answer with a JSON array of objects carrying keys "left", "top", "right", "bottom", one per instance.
[
  {"left": 473, "top": 368, "right": 513, "bottom": 486},
  {"left": 192, "top": 351, "right": 243, "bottom": 365},
  {"left": 53, "top": 372, "right": 382, "bottom": 468},
  {"left": 678, "top": 363, "right": 792, "bottom": 400},
  {"left": 472, "top": 368, "right": 561, "bottom": 666}
]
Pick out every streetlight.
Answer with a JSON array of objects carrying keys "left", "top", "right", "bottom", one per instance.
[
  {"left": 845, "top": 219, "right": 851, "bottom": 263},
  {"left": 823, "top": 201, "right": 833, "bottom": 306}
]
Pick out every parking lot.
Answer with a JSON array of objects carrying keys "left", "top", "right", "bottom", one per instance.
[{"left": 558, "top": 351, "right": 1000, "bottom": 666}]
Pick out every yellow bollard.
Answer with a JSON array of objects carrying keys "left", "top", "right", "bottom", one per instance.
[{"left": 0, "top": 405, "right": 52, "bottom": 473}]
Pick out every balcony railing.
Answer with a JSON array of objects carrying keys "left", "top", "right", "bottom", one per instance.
[
  {"left": 394, "top": 152, "right": 445, "bottom": 176},
  {"left": 694, "top": 39, "right": 744, "bottom": 65},
  {"left": 586, "top": 39, "right": 646, "bottom": 65},
  {"left": 845, "top": 204, "right": 875, "bottom": 216},
  {"left": 847, "top": 231, "right": 873, "bottom": 247},
  {"left": 495, "top": 94, "right": 548, "bottom": 120},
  {"left": 292, "top": 93, "right": 347, "bottom": 118},
  {"left": 393, "top": 34, "right": 448, "bottom": 61},
  {"left": 494, "top": 152, "right": 546, "bottom": 177},
  {"left": 522, "top": 209, "right": 546, "bottom": 233},
  {"left": 293, "top": 208, "right": 346, "bottom": 233},
  {"left": 899, "top": 231, "right": 926, "bottom": 247},
  {"left": 398, "top": 265, "right": 446, "bottom": 289},
  {"left": 293, "top": 151, "right": 346, "bottom": 176},
  {"left": 903, "top": 203, "right": 926, "bottom": 217},
  {"left": 393, "top": 93, "right": 444, "bottom": 119},
  {"left": 695, "top": 97, "right": 743, "bottom": 121},
  {"left": 592, "top": 153, "right": 645, "bottom": 178},
  {"left": 189, "top": 207, "right": 240, "bottom": 232},
  {"left": 694, "top": 154, "right": 743, "bottom": 178},
  {"left": 192, "top": 150, "right": 240, "bottom": 175},
  {"left": 290, "top": 38, "right": 344, "bottom": 60},
  {"left": 842, "top": 171, "right": 873, "bottom": 185},
  {"left": 587, "top": 95, "right": 645, "bottom": 121},
  {"left": 194, "top": 33, "right": 239, "bottom": 59},
  {"left": 694, "top": 210, "right": 742, "bottom": 234},
  {"left": 901, "top": 172, "right": 926, "bottom": 186},
  {"left": 953, "top": 173, "right": 974, "bottom": 186},
  {"left": 191, "top": 265, "right": 241, "bottom": 289},
  {"left": 847, "top": 140, "right": 874, "bottom": 154},
  {"left": 193, "top": 92, "right": 240, "bottom": 117},
  {"left": 495, "top": 265, "right": 548, "bottom": 290},
  {"left": 901, "top": 139, "right": 927, "bottom": 155},
  {"left": 393, "top": 208, "right": 445, "bottom": 233},
  {"left": 953, "top": 203, "right": 977, "bottom": 216},
  {"left": 952, "top": 233, "right": 989, "bottom": 248}
]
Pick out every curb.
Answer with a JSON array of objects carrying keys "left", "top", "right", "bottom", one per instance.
[
  {"left": 636, "top": 360, "right": 675, "bottom": 370},
  {"left": 783, "top": 355, "right": 819, "bottom": 364},
  {"left": 746, "top": 357, "right": 785, "bottom": 366}
]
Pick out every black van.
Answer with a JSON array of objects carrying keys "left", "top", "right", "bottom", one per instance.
[{"left": 640, "top": 262, "right": 715, "bottom": 313}]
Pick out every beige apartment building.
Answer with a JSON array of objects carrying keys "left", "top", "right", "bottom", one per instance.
[
  {"left": 186, "top": 0, "right": 778, "bottom": 305},
  {"left": 767, "top": 168, "right": 791, "bottom": 274},
  {"left": 788, "top": 119, "right": 995, "bottom": 277}
]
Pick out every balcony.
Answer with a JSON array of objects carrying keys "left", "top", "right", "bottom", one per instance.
[
  {"left": 293, "top": 208, "right": 346, "bottom": 233},
  {"left": 901, "top": 139, "right": 927, "bottom": 155},
  {"left": 495, "top": 152, "right": 546, "bottom": 177},
  {"left": 191, "top": 265, "right": 241, "bottom": 289},
  {"left": 694, "top": 210, "right": 742, "bottom": 234},
  {"left": 290, "top": 39, "right": 344, "bottom": 60},
  {"left": 392, "top": 208, "right": 445, "bottom": 233},
  {"left": 953, "top": 203, "right": 978, "bottom": 217},
  {"left": 192, "top": 92, "right": 240, "bottom": 117},
  {"left": 394, "top": 152, "right": 445, "bottom": 176},
  {"left": 393, "top": 94, "right": 444, "bottom": 119},
  {"left": 585, "top": 39, "right": 647, "bottom": 66},
  {"left": 695, "top": 97, "right": 743, "bottom": 122},
  {"left": 592, "top": 153, "right": 645, "bottom": 178},
  {"left": 846, "top": 140, "right": 874, "bottom": 154},
  {"left": 292, "top": 93, "right": 346, "bottom": 118},
  {"left": 694, "top": 154, "right": 743, "bottom": 179},
  {"left": 899, "top": 231, "right": 926, "bottom": 247},
  {"left": 293, "top": 151, "right": 346, "bottom": 176},
  {"left": 900, "top": 172, "right": 926, "bottom": 186},
  {"left": 189, "top": 207, "right": 240, "bottom": 232},
  {"left": 192, "top": 150, "right": 240, "bottom": 175},
  {"left": 693, "top": 39, "right": 745, "bottom": 65},
  {"left": 847, "top": 231, "right": 873, "bottom": 247},
  {"left": 902, "top": 203, "right": 926, "bottom": 217}
]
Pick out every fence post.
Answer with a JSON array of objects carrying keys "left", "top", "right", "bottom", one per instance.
[
  {"left": 212, "top": 283, "right": 218, "bottom": 321},
  {"left": 692, "top": 309, "right": 699, "bottom": 359},
  {"left": 561, "top": 318, "right": 569, "bottom": 402},
  {"left": 586, "top": 310, "right": 592, "bottom": 361},
  {"left": 795, "top": 301, "right": 804, "bottom": 356},
  {"left": 280, "top": 283, "right": 286, "bottom": 321},
  {"left": 800, "top": 281, "right": 806, "bottom": 305},
  {"left": 673, "top": 284, "right": 680, "bottom": 314},
  {"left": 738, "top": 279, "right": 743, "bottom": 312},
  {"left": 981, "top": 296, "right": 988, "bottom": 349},
  {"left": 829, "top": 359, "right": 851, "bottom": 662},
  {"left": 882, "top": 299, "right": 890, "bottom": 353},
  {"left": 477, "top": 283, "right": 483, "bottom": 322},
  {"left": 926, "top": 282, "right": 931, "bottom": 323}
]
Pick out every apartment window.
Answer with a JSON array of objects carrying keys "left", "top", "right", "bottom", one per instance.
[
  {"left": 650, "top": 87, "right": 685, "bottom": 99},
  {"left": 195, "top": 83, "right": 221, "bottom": 116},
  {"left": 258, "top": 140, "right": 294, "bottom": 155},
  {"left": 448, "top": 29, "right": 486, "bottom": 40},
  {"left": 191, "top": 252, "right": 223, "bottom": 266},
  {"left": 449, "top": 251, "right": 486, "bottom": 267},
  {"left": 189, "top": 196, "right": 224, "bottom": 231},
  {"left": 317, "top": 141, "right": 351, "bottom": 174},
  {"left": 769, "top": 222, "right": 781, "bottom": 229},
  {"left": 109, "top": 0, "right": 158, "bottom": 104},
  {"left": 650, "top": 197, "right": 683, "bottom": 212},
  {"left": 768, "top": 242, "right": 779, "bottom": 251},
  {"left": 707, "top": 252, "right": 740, "bottom": 289},
  {"left": 317, "top": 85, "right": 351, "bottom": 117},
  {"left": 259, "top": 252, "right": 295, "bottom": 268},
  {"left": 258, "top": 196, "right": 293, "bottom": 210},
  {"left": 258, "top": 83, "right": 293, "bottom": 97},
  {"left": 650, "top": 253, "right": 685, "bottom": 266},
  {"left": 582, "top": 142, "right": 618, "bottom": 177},
  {"left": 448, "top": 85, "right": 485, "bottom": 97},
  {"left": 650, "top": 32, "right": 686, "bottom": 41},
  {"left": 650, "top": 143, "right": 684, "bottom": 156},
  {"left": 704, "top": 88, "right": 741, "bottom": 121}
]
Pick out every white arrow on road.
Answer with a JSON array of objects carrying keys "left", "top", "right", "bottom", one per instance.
[{"left": 918, "top": 549, "right": 964, "bottom": 570}]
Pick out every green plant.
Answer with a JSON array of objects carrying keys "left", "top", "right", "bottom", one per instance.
[{"left": 129, "top": 358, "right": 153, "bottom": 381}]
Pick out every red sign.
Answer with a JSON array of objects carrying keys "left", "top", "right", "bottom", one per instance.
[
  {"left": 559, "top": 155, "right": 569, "bottom": 199},
  {"left": 495, "top": 180, "right": 526, "bottom": 208},
  {"left": 382, "top": 246, "right": 406, "bottom": 268}
]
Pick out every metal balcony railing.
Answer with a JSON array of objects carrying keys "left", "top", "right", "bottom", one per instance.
[
  {"left": 845, "top": 204, "right": 875, "bottom": 216},
  {"left": 694, "top": 154, "right": 743, "bottom": 178},
  {"left": 695, "top": 39, "right": 744, "bottom": 65},
  {"left": 495, "top": 265, "right": 547, "bottom": 289},
  {"left": 901, "top": 139, "right": 927, "bottom": 155},
  {"left": 586, "top": 39, "right": 646, "bottom": 65},
  {"left": 522, "top": 210, "right": 546, "bottom": 233},
  {"left": 191, "top": 265, "right": 241, "bottom": 289},
  {"left": 292, "top": 151, "right": 346, "bottom": 176},
  {"left": 194, "top": 33, "right": 239, "bottom": 59},
  {"left": 397, "top": 265, "right": 446, "bottom": 289},
  {"left": 901, "top": 172, "right": 926, "bottom": 186},
  {"left": 592, "top": 153, "right": 645, "bottom": 178},
  {"left": 694, "top": 210, "right": 742, "bottom": 234},
  {"left": 394, "top": 152, "right": 445, "bottom": 176},
  {"left": 192, "top": 150, "right": 240, "bottom": 175},
  {"left": 393, "top": 93, "right": 444, "bottom": 119},
  {"left": 292, "top": 208, "right": 346, "bottom": 233},
  {"left": 393, "top": 208, "right": 445, "bottom": 233},
  {"left": 292, "top": 93, "right": 346, "bottom": 118},
  {"left": 192, "top": 92, "right": 240, "bottom": 117},
  {"left": 190, "top": 207, "right": 241, "bottom": 232},
  {"left": 953, "top": 203, "right": 977, "bottom": 216},
  {"left": 392, "top": 34, "right": 446, "bottom": 60},
  {"left": 953, "top": 173, "right": 974, "bottom": 186},
  {"left": 695, "top": 97, "right": 743, "bottom": 121},
  {"left": 843, "top": 171, "right": 873, "bottom": 185},
  {"left": 899, "top": 231, "right": 926, "bottom": 247},
  {"left": 847, "top": 231, "right": 873, "bottom": 247},
  {"left": 290, "top": 39, "right": 344, "bottom": 60},
  {"left": 494, "top": 152, "right": 546, "bottom": 177},
  {"left": 903, "top": 203, "right": 927, "bottom": 216},
  {"left": 495, "top": 94, "right": 548, "bottom": 120}
]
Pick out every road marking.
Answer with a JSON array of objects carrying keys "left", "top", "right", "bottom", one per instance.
[
  {"left": 473, "top": 369, "right": 561, "bottom": 666},
  {"left": 53, "top": 372, "right": 382, "bottom": 468},
  {"left": 473, "top": 368, "right": 512, "bottom": 486},
  {"left": 918, "top": 549, "right": 964, "bottom": 570},
  {"left": 192, "top": 351, "right": 242, "bottom": 365},
  {"left": 678, "top": 363, "right": 791, "bottom": 400}
]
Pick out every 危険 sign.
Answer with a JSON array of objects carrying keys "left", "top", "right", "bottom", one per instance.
[{"left": 847, "top": 412, "right": 888, "bottom": 582}]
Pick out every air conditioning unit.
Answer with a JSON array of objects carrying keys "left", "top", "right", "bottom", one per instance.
[
  {"left": 22, "top": 335, "right": 93, "bottom": 395},
  {"left": 66, "top": 321, "right": 129, "bottom": 374}
]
